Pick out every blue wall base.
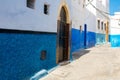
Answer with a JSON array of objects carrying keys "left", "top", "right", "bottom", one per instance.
[
  {"left": 109, "top": 35, "right": 120, "bottom": 47},
  {"left": 0, "top": 30, "right": 57, "bottom": 80},
  {"left": 96, "top": 33, "right": 106, "bottom": 45},
  {"left": 71, "top": 28, "right": 96, "bottom": 52}
]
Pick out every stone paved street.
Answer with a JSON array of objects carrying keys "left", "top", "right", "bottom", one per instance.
[{"left": 40, "top": 44, "right": 120, "bottom": 80}]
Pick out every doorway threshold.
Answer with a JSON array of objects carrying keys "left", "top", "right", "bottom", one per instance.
[{"left": 59, "top": 60, "right": 71, "bottom": 66}]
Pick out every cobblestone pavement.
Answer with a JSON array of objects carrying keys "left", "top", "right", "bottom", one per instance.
[{"left": 40, "top": 44, "right": 120, "bottom": 80}]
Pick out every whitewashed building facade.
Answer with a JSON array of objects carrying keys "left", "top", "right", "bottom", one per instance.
[
  {"left": 0, "top": 0, "right": 85, "bottom": 80},
  {"left": 84, "top": 0, "right": 109, "bottom": 45},
  {"left": 0, "top": 0, "right": 110, "bottom": 80},
  {"left": 110, "top": 12, "right": 120, "bottom": 47}
]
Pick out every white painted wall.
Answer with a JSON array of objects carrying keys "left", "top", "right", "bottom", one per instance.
[
  {"left": 84, "top": 8, "right": 97, "bottom": 32},
  {"left": 0, "top": 0, "right": 85, "bottom": 33},
  {"left": 84, "top": 0, "right": 109, "bottom": 33},
  {"left": 96, "top": 0, "right": 109, "bottom": 34},
  {"left": 110, "top": 12, "right": 120, "bottom": 35},
  {"left": 0, "top": 0, "right": 109, "bottom": 33},
  {"left": 0, "top": 0, "right": 72, "bottom": 33},
  {"left": 71, "top": 0, "right": 85, "bottom": 30},
  {"left": 84, "top": 0, "right": 97, "bottom": 32}
]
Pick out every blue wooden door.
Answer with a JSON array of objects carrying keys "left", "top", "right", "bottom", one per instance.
[{"left": 84, "top": 24, "right": 87, "bottom": 48}]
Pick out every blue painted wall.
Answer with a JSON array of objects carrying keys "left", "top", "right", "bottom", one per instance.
[
  {"left": 96, "top": 33, "right": 106, "bottom": 44},
  {"left": 71, "top": 28, "right": 96, "bottom": 52},
  {"left": 0, "top": 30, "right": 57, "bottom": 80},
  {"left": 86, "top": 32, "right": 96, "bottom": 48},
  {"left": 109, "top": 35, "right": 120, "bottom": 47},
  {"left": 71, "top": 28, "right": 84, "bottom": 52},
  {"left": 71, "top": 28, "right": 81, "bottom": 52}
]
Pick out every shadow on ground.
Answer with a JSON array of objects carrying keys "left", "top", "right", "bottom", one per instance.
[{"left": 72, "top": 49, "right": 90, "bottom": 60}]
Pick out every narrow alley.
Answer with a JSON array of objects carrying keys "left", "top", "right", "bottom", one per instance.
[{"left": 41, "top": 44, "right": 120, "bottom": 80}]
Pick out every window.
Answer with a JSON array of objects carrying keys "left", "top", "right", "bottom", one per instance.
[
  {"left": 101, "top": 22, "right": 103, "bottom": 30},
  {"left": 27, "top": 0, "right": 35, "bottom": 9},
  {"left": 80, "top": 26, "right": 82, "bottom": 32},
  {"left": 97, "top": 20, "right": 100, "bottom": 29},
  {"left": 44, "top": 4, "right": 49, "bottom": 15},
  {"left": 104, "top": 23, "right": 106, "bottom": 31}
]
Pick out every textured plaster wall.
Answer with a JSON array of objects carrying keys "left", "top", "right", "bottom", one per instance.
[
  {"left": 0, "top": 30, "right": 57, "bottom": 80},
  {"left": 96, "top": 33, "right": 106, "bottom": 44},
  {"left": 0, "top": 0, "right": 59, "bottom": 32},
  {"left": 71, "top": 28, "right": 84, "bottom": 52},
  {"left": 85, "top": 0, "right": 109, "bottom": 45},
  {"left": 71, "top": 28, "right": 96, "bottom": 52},
  {"left": 110, "top": 35, "right": 120, "bottom": 47},
  {"left": 71, "top": 0, "right": 85, "bottom": 30},
  {"left": 110, "top": 12, "right": 120, "bottom": 47}
]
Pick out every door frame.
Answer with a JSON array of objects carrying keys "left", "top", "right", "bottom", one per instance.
[{"left": 56, "top": 3, "right": 71, "bottom": 64}]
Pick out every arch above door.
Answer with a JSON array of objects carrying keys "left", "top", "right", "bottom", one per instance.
[{"left": 57, "top": 1, "right": 71, "bottom": 24}]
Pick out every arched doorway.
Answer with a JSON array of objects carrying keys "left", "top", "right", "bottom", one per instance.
[{"left": 57, "top": 7, "right": 70, "bottom": 63}]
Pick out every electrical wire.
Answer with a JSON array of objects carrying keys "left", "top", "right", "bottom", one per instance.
[
  {"left": 89, "top": 2, "right": 109, "bottom": 18},
  {"left": 86, "top": 0, "right": 120, "bottom": 16},
  {"left": 85, "top": 0, "right": 94, "bottom": 6}
]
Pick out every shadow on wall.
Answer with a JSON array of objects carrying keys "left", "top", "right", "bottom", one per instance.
[{"left": 72, "top": 49, "right": 90, "bottom": 60}]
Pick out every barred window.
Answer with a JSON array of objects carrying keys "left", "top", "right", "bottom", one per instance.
[
  {"left": 104, "top": 23, "right": 106, "bottom": 31},
  {"left": 44, "top": 4, "right": 49, "bottom": 15},
  {"left": 101, "top": 22, "right": 103, "bottom": 30}
]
